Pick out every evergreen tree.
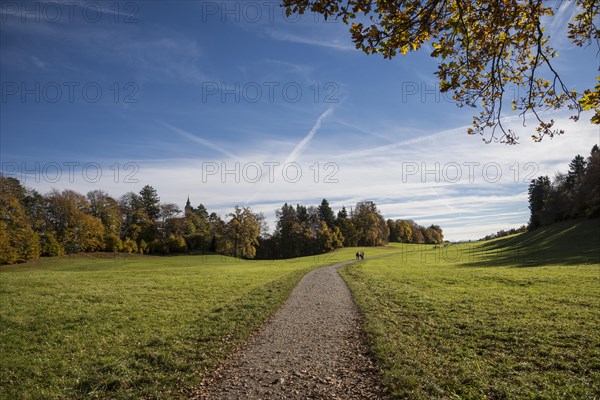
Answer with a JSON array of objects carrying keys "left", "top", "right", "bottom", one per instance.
[
  {"left": 318, "top": 198, "right": 336, "bottom": 228},
  {"left": 528, "top": 176, "right": 552, "bottom": 229},
  {"left": 387, "top": 219, "right": 400, "bottom": 242},
  {"left": 139, "top": 185, "right": 161, "bottom": 221},
  {"left": 274, "top": 203, "right": 301, "bottom": 258},
  {"left": 195, "top": 203, "right": 209, "bottom": 220},
  {"left": 208, "top": 212, "right": 225, "bottom": 253},
  {"left": 583, "top": 145, "right": 600, "bottom": 217},
  {"left": 336, "top": 215, "right": 358, "bottom": 247}
]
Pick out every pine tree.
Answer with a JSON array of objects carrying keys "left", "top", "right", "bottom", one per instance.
[
  {"left": 528, "top": 176, "right": 552, "bottom": 229},
  {"left": 318, "top": 198, "right": 336, "bottom": 228},
  {"left": 139, "top": 185, "right": 161, "bottom": 221}
]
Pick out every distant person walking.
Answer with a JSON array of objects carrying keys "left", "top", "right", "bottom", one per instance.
[
  {"left": 360, "top": 251, "right": 365, "bottom": 260},
  {"left": 355, "top": 252, "right": 360, "bottom": 260}
]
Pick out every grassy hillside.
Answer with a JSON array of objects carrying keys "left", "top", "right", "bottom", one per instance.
[
  {"left": 341, "top": 219, "right": 600, "bottom": 399},
  {"left": 0, "top": 247, "right": 395, "bottom": 399},
  {"left": 468, "top": 218, "right": 600, "bottom": 267}
]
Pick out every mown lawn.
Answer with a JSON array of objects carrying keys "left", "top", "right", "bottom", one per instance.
[
  {"left": 341, "top": 220, "right": 600, "bottom": 399},
  {"left": 0, "top": 252, "right": 326, "bottom": 399},
  {"left": 0, "top": 246, "right": 395, "bottom": 399}
]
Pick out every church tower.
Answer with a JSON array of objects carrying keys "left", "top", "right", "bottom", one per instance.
[{"left": 185, "top": 196, "right": 193, "bottom": 215}]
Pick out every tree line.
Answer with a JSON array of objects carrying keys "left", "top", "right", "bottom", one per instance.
[
  {"left": 528, "top": 144, "right": 600, "bottom": 230},
  {"left": 259, "top": 200, "right": 445, "bottom": 259},
  {"left": 0, "top": 179, "right": 445, "bottom": 264},
  {"left": 479, "top": 226, "right": 528, "bottom": 242}
]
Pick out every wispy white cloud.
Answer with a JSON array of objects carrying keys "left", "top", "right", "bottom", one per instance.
[
  {"left": 265, "top": 29, "right": 355, "bottom": 51},
  {"left": 15, "top": 111, "right": 598, "bottom": 242},
  {"left": 338, "top": 126, "right": 464, "bottom": 159},
  {"left": 545, "top": 1, "right": 579, "bottom": 50},
  {"left": 161, "top": 122, "right": 238, "bottom": 159},
  {"left": 28, "top": 55, "right": 46, "bottom": 69}
]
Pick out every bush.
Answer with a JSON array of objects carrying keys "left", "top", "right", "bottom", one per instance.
[
  {"left": 138, "top": 239, "right": 149, "bottom": 254},
  {"left": 149, "top": 237, "right": 187, "bottom": 255},
  {"left": 104, "top": 234, "right": 123, "bottom": 253},
  {"left": 0, "top": 222, "right": 17, "bottom": 264},
  {"left": 41, "top": 232, "right": 63, "bottom": 257},
  {"left": 150, "top": 239, "right": 169, "bottom": 255},
  {"left": 166, "top": 236, "right": 187, "bottom": 253},
  {"left": 122, "top": 238, "right": 138, "bottom": 254},
  {"left": 184, "top": 234, "right": 209, "bottom": 251}
]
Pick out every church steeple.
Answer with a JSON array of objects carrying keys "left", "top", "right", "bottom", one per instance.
[{"left": 185, "top": 196, "right": 192, "bottom": 214}]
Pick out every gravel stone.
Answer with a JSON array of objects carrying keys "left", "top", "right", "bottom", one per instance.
[{"left": 192, "top": 261, "right": 387, "bottom": 399}]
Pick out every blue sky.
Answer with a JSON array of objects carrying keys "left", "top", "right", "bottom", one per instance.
[{"left": 1, "top": 0, "right": 598, "bottom": 240}]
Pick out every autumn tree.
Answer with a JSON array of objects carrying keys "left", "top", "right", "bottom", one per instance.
[
  {"left": 224, "top": 206, "right": 261, "bottom": 259},
  {"left": 424, "top": 224, "right": 444, "bottom": 244},
  {"left": 316, "top": 220, "right": 344, "bottom": 252},
  {"left": 398, "top": 220, "right": 413, "bottom": 243},
  {"left": 87, "top": 190, "right": 122, "bottom": 250},
  {"left": 388, "top": 219, "right": 419, "bottom": 243},
  {"left": 352, "top": 201, "right": 389, "bottom": 246},
  {"left": 407, "top": 220, "right": 425, "bottom": 243},
  {"left": 45, "top": 189, "right": 104, "bottom": 253},
  {"left": 0, "top": 177, "right": 40, "bottom": 264},
  {"left": 283, "top": 0, "right": 599, "bottom": 143}
]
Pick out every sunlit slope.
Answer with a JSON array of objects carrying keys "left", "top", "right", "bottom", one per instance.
[
  {"left": 341, "top": 219, "right": 600, "bottom": 399},
  {"left": 469, "top": 218, "right": 600, "bottom": 267}
]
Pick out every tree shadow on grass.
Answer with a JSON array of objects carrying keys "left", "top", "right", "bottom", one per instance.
[{"left": 458, "top": 219, "right": 600, "bottom": 268}]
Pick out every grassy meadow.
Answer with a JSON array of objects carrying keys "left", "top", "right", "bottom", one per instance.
[
  {"left": 1, "top": 220, "right": 598, "bottom": 399},
  {"left": 341, "top": 219, "right": 600, "bottom": 399},
  {"left": 0, "top": 247, "right": 395, "bottom": 399}
]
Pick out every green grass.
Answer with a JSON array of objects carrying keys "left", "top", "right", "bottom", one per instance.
[
  {"left": 0, "top": 246, "right": 395, "bottom": 399},
  {"left": 3, "top": 221, "right": 598, "bottom": 399},
  {"left": 341, "top": 219, "right": 600, "bottom": 399}
]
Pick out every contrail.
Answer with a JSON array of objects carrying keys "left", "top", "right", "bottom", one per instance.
[
  {"left": 284, "top": 107, "right": 333, "bottom": 165},
  {"left": 162, "top": 122, "right": 237, "bottom": 159},
  {"left": 243, "top": 107, "right": 334, "bottom": 206}
]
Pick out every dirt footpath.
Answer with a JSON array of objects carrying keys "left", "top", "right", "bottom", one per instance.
[{"left": 192, "top": 261, "right": 386, "bottom": 399}]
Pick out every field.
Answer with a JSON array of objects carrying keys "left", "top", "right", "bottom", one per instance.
[
  {"left": 341, "top": 219, "right": 600, "bottom": 399},
  {"left": 0, "top": 247, "right": 393, "bottom": 399},
  {"left": 1, "top": 220, "right": 599, "bottom": 399}
]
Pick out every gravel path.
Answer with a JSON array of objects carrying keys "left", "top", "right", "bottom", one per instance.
[{"left": 192, "top": 261, "right": 386, "bottom": 399}]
